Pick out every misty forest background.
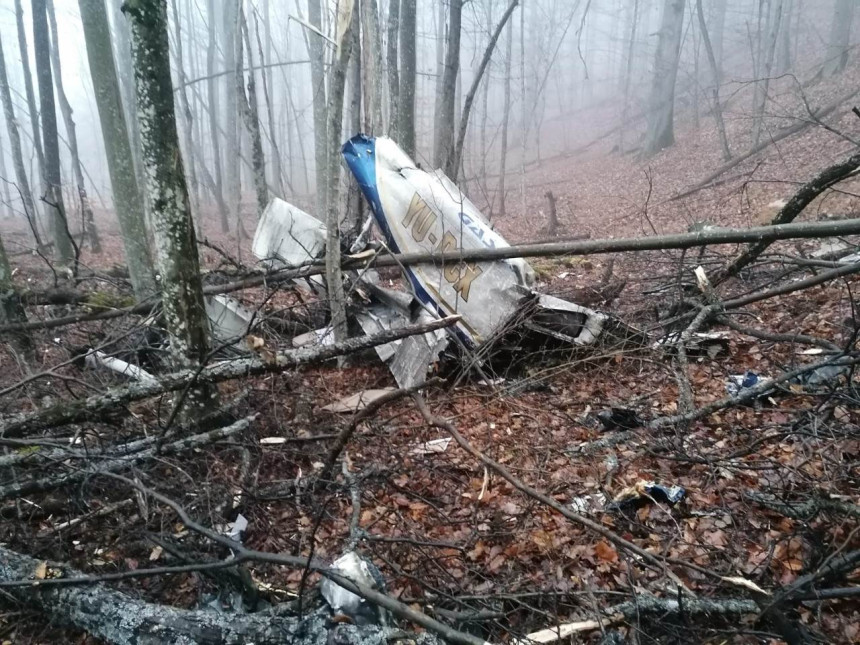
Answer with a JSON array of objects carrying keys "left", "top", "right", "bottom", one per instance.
[{"left": 1, "top": 0, "right": 860, "bottom": 644}]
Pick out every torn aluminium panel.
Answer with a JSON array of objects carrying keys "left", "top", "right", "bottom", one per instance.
[{"left": 342, "top": 134, "right": 607, "bottom": 350}]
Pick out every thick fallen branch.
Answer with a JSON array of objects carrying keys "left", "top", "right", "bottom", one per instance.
[
  {"left": 0, "top": 317, "right": 459, "bottom": 438},
  {"left": 0, "top": 544, "right": 426, "bottom": 645},
  {"left": 714, "top": 148, "right": 860, "bottom": 284},
  {"left": 0, "top": 416, "right": 255, "bottom": 501}
]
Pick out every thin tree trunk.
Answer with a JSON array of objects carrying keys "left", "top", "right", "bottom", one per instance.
[
  {"left": 32, "top": 0, "right": 75, "bottom": 269},
  {"left": 46, "top": 0, "right": 100, "bottom": 253},
  {"left": 434, "top": 0, "right": 463, "bottom": 169},
  {"left": 642, "top": 0, "right": 686, "bottom": 157},
  {"left": 170, "top": 0, "right": 201, "bottom": 227},
  {"left": 238, "top": 8, "right": 268, "bottom": 217},
  {"left": 206, "top": 0, "right": 229, "bottom": 232},
  {"left": 308, "top": 0, "right": 329, "bottom": 216},
  {"left": 253, "top": 10, "right": 286, "bottom": 197},
  {"left": 0, "top": 35, "right": 41, "bottom": 249},
  {"left": 497, "top": 19, "right": 513, "bottom": 218},
  {"left": 696, "top": 0, "right": 731, "bottom": 161},
  {"left": 386, "top": 0, "right": 400, "bottom": 137},
  {"left": 776, "top": 0, "right": 793, "bottom": 75},
  {"left": 14, "top": 0, "right": 47, "bottom": 238},
  {"left": 346, "top": 3, "right": 363, "bottom": 236},
  {"left": 361, "top": 0, "right": 385, "bottom": 133},
  {"left": 751, "top": 0, "right": 784, "bottom": 147},
  {"left": 0, "top": 130, "right": 12, "bottom": 220},
  {"left": 619, "top": 0, "right": 640, "bottom": 153},
  {"left": 447, "top": 0, "right": 519, "bottom": 178},
  {"left": 397, "top": 0, "right": 417, "bottom": 156},
  {"left": 325, "top": 0, "right": 356, "bottom": 344},
  {"left": 78, "top": 0, "right": 156, "bottom": 301},
  {"left": 0, "top": 233, "right": 31, "bottom": 353},
  {"left": 710, "top": 0, "right": 727, "bottom": 78},
  {"left": 223, "top": 0, "right": 241, "bottom": 232},
  {"left": 823, "top": 0, "right": 854, "bottom": 76},
  {"left": 124, "top": 0, "right": 215, "bottom": 412}
]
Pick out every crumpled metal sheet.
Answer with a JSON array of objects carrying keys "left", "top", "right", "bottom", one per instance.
[
  {"left": 205, "top": 295, "right": 254, "bottom": 345},
  {"left": 252, "top": 197, "right": 326, "bottom": 269},
  {"left": 343, "top": 135, "right": 536, "bottom": 348}
]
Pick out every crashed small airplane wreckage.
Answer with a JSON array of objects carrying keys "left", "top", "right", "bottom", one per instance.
[{"left": 252, "top": 134, "right": 637, "bottom": 388}]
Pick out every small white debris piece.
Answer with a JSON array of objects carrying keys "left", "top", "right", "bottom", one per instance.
[
  {"left": 149, "top": 546, "right": 163, "bottom": 561},
  {"left": 205, "top": 295, "right": 254, "bottom": 346},
  {"left": 252, "top": 198, "right": 327, "bottom": 268},
  {"left": 84, "top": 350, "right": 157, "bottom": 384},
  {"left": 410, "top": 437, "right": 452, "bottom": 455},
  {"left": 721, "top": 575, "right": 770, "bottom": 595},
  {"left": 570, "top": 493, "right": 607, "bottom": 515},
  {"left": 321, "top": 388, "right": 396, "bottom": 413},
  {"left": 225, "top": 514, "right": 248, "bottom": 543},
  {"left": 292, "top": 327, "right": 335, "bottom": 348},
  {"left": 260, "top": 437, "right": 287, "bottom": 446},
  {"left": 320, "top": 552, "right": 380, "bottom": 620},
  {"left": 512, "top": 618, "right": 613, "bottom": 644}
]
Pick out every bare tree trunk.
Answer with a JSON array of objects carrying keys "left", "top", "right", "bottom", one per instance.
[
  {"left": 222, "top": 0, "right": 242, "bottom": 235},
  {"left": 124, "top": 0, "right": 215, "bottom": 411},
  {"left": 14, "top": 0, "right": 50, "bottom": 241},
  {"left": 776, "top": 0, "right": 794, "bottom": 75},
  {"left": 78, "top": 0, "right": 156, "bottom": 301},
  {"left": 13, "top": 0, "right": 46, "bottom": 197},
  {"left": 710, "top": 0, "right": 727, "bottom": 79},
  {"left": 397, "top": 0, "right": 417, "bottom": 156},
  {"left": 45, "top": 0, "right": 100, "bottom": 254},
  {"left": 32, "top": 0, "right": 75, "bottom": 269},
  {"left": 696, "top": 0, "right": 731, "bottom": 161},
  {"left": 497, "top": 19, "right": 513, "bottom": 218},
  {"left": 0, "top": 35, "right": 41, "bottom": 248},
  {"left": 325, "top": 1, "right": 357, "bottom": 344},
  {"left": 170, "top": 0, "right": 201, "bottom": 226},
  {"left": 346, "top": 6, "right": 363, "bottom": 236},
  {"left": 253, "top": 10, "right": 286, "bottom": 197},
  {"left": 751, "top": 0, "right": 784, "bottom": 147},
  {"left": 0, "top": 233, "right": 31, "bottom": 353},
  {"left": 447, "top": 0, "right": 519, "bottom": 178},
  {"left": 361, "top": 0, "right": 385, "bottom": 133},
  {"left": 386, "top": 0, "right": 400, "bottom": 137},
  {"left": 619, "top": 0, "right": 640, "bottom": 152},
  {"left": 434, "top": 0, "right": 463, "bottom": 169},
  {"left": 823, "top": 0, "right": 854, "bottom": 76},
  {"left": 206, "top": 0, "right": 229, "bottom": 232},
  {"left": 238, "top": 8, "right": 268, "bottom": 217},
  {"left": 642, "top": 0, "right": 686, "bottom": 157},
  {"left": 308, "top": 0, "right": 329, "bottom": 216},
  {"left": 0, "top": 130, "right": 12, "bottom": 220}
]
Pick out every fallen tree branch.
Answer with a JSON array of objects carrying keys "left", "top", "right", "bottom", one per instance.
[
  {"left": 0, "top": 317, "right": 460, "bottom": 438},
  {"left": 714, "top": 149, "right": 860, "bottom": 284}
]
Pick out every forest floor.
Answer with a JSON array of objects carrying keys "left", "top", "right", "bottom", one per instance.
[{"left": 1, "top": 66, "right": 860, "bottom": 645}]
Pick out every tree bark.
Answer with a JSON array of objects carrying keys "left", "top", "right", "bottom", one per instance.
[
  {"left": 222, "top": 0, "right": 242, "bottom": 232},
  {"left": 751, "top": 0, "right": 784, "bottom": 147},
  {"left": 642, "top": 0, "right": 686, "bottom": 157},
  {"left": 386, "top": 0, "right": 400, "bottom": 137},
  {"left": 308, "top": 0, "right": 329, "bottom": 217},
  {"left": 397, "top": 0, "right": 417, "bottom": 156},
  {"left": 695, "top": 0, "right": 731, "bottom": 161},
  {"left": 497, "top": 19, "right": 513, "bottom": 218},
  {"left": 325, "top": 0, "right": 357, "bottom": 344},
  {"left": 361, "top": 0, "right": 385, "bottom": 134},
  {"left": 253, "top": 9, "right": 287, "bottom": 198},
  {"left": 0, "top": 34, "right": 41, "bottom": 247},
  {"left": 169, "top": 0, "right": 201, "bottom": 225},
  {"left": 0, "top": 233, "right": 30, "bottom": 353},
  {"left": 13, "top": 0, "right": 46, "bottom": 220},
  {"left": 434, "top": 0, "right": 463, "bottom": 169},
  {"left": 123, "top": 0, "right": 214, "bottom": 411},
  {"left": 78, "top": 0, "right": 157, "bottom": 301},
  {"left": 46, "top": 0, "right": 100, "bottom": 253},
  {"left": 238, "top": 8, "right": 269, "bottom": 217},
  {"left": 206, "top": 0, "right": 230, "bottom": 232},
  {"left": 446, "top": 0, "right": 519, "bottom": 178},
  {"left": 823, "top": 0, "right": 855, "bottom": 76},
  {"left": 32, "top": 0, "right": 75, "bottom": 268}
]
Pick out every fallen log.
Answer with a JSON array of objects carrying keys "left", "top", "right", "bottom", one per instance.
[
  {"left": 0, "top": 544, "right": 415, "bottom": 645},
  {"left": 0, "top": 317, "right": 459, "bottom": 439}
]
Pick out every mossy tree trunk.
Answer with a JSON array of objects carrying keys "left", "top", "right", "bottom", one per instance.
[
  {"left": 78, "top": 0, "right": 157, "bottom": 301},
  {"left": 123, "top": 0, "right": 216, "bottom": 411}
]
